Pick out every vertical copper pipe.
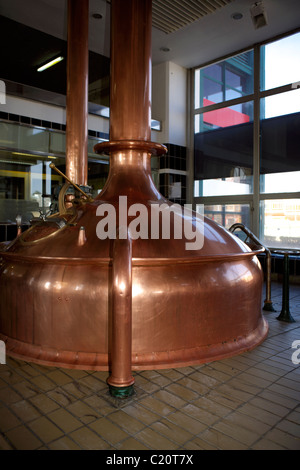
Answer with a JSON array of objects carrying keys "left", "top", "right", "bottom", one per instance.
[
  {"left": 66, "top": 0, "right": 89, "bottom": 185},
  {"left": 110, "top": 0, "right": 152, "bottom": 142},
  {"left": 105, "top": 0, "right": 154, "bottom": 397},
  {"left": 107, "top": 232, "right": 135, "bottom": 396}
]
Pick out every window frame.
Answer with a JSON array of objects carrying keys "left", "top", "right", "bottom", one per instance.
[{"left": 190, "top": 28, "right": 300, "bottom": 250}]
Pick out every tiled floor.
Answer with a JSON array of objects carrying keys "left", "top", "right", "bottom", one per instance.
[{"left": 0, "top": 281, "right": 299, "bottom": 450}]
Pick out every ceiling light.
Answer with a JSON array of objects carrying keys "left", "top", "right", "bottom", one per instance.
[
  {"left": 12, "top": 151, "right": 39, "bottom": 157},
  {"left": 92, "top": 13, "right": 103, "bottom": 19},
  {"left": 37, "top": 56, "right": 64, "bottom": 72},
  {"left": 250, "top": 2, "right": 268, "bottom": 29},
  {"left": 231, "top": 12, "right": 243, "bottom": 20}
]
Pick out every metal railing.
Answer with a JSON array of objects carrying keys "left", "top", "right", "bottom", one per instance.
[{"left": 229, "top": 223, "right": 275, "bottom": 312}]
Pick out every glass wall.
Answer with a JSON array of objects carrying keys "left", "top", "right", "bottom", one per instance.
[
  {"left": 0, "top": 121, "right": 109, "bottom": 237},
  {"left": 194, "top": 50, "right": 254, "bottom": 109},
  {"left": 0, "top": 118, "right": 161, "bottom": 240},
  {"left": 193, "top": 30, "right": 300, "bottom": 250},
  {"left": 194, "top": 50, "right": 254, "bottom": 199},
  {"left": 260, "top": 199, "right": 300, "bottom": 249},
  {"left": 196, "top": 203, "right": 251, "bottom": 229}
]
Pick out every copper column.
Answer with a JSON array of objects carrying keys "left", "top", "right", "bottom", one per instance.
[
  {"left": 109, "top": 0, "right": 152, "bottom": 142},
  {"left": 65, "top": 0, "right": 89, "bottom": 186},
  {"left": 102, "top": 0, "right": 163, "bottom": 396},
  {"left": 107, "top": 232, "right": 135, "bottom": 397}
]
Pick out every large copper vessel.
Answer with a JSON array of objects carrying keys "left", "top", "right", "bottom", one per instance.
[{"left": 0, "top": 0, "right": 267, "bottom": 389}]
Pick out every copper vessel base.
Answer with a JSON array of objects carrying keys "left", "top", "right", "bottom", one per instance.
[{"left": 0, "top": 246, "right": 268, "bottom": 371}]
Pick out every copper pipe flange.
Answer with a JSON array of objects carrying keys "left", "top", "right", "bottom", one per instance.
[{"left": 94, "top": 140, "right": 167, "bottom": 156}]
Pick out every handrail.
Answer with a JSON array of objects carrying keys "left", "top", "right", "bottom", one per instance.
[{"left": 229, "top": 223, "right": 275, "bottom": 312}]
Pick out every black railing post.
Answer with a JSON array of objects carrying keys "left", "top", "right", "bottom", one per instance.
[{"left": 276, "top": 252, "right": 295, "bottom": 323}]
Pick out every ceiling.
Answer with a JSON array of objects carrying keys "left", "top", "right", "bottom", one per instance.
[
  {"left": 0, "top": 0, "right": 299, "bottom": 70},
  {"left": 151, "top": 0, "right": 235, "bottom": 34},
  {"left": 0, "top": 14, "right": 110, "bottom": 105}
]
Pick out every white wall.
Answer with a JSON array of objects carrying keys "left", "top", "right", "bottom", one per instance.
[
  {"left": 1, "top": 95, "right": 109, "bottom": 134},
  {"left": 168, "top": 62, "right": 187, "bottom": 147},
  {"left": 1, "top": 95, "right": 65, "bottom": 124},
  {"left": 152, "top": 61, "right": 187, "bottom": 147},
  {"left": 2, "top": 62, "right": 187, "bottom": 143},
  {"left": 152, "top": 62, "right": 168, "bottom": 143}
]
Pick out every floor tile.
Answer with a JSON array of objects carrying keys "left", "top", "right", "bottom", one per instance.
[
  {"left": 10, "top": 399, "right": 42, "bottom": 423},
  {"left": 29, "top": 393, "right": 60, "bottom": 414},
  {"left": 122, "top": 403, "right": 160, "bottom": 425},
  {"left": 48, "top": 436, "right": 82, "bottom": 450},
  {"left": 108, "top": 410, "right": 146, "bottom": 434},
  {"left": 151, "top": 418, "right": 194, "bottom": 445},
  {"left": 69, "top": 427, "right": 110, "bottom": 450},
  {"left": 5, "top": 425, "right": 43, "bottom": 450},
  {"left": 66, "top": 400, "right": 102, "bottom": 424},
  {"left": 0, "top": 433, "right": 14, "bottom": 450},
  {"left": 166, "top": 410, "right": 207, "bottom": 435},
  {"left": 136, "top": 427, "right": 179, "bottom": 450},
  {"left": 89, "top": 417, "right": 130, "bottom": 444},
  {"left": 28, "top": 416, "right": 64, "bottom": 443},
  {"left": 198, "top": 428, "right": 248, "bottom": 450},
  {"left": 0, "top": 406, "right": 21, "bottom": 432},
  {"left": 116, "top": 437, "right": 149, "bottom": 450},
  {"left": 47, "top": 408, "right": 82, "bottom": 433}
]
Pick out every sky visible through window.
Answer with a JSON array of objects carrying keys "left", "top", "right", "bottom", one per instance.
[
  {"left": 193, "top": 33, "right": 300, "bottom": 247},
  {"left": 263, "top": 32, "right": 300, "bottom": 194},
  {"left": 262, "top": 32, "right": 300, "bottom": 247},
  {"left": 264, "top": 32, "right": 300, "bottom": 118}
]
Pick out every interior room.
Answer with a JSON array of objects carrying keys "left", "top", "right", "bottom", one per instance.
[{"left": 0, "top": 0, "right": 299, "bottom": 451}]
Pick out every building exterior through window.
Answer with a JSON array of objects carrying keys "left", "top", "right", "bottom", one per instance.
[{"left": 193, "top": 30, "right": 300, "bottom": 250}]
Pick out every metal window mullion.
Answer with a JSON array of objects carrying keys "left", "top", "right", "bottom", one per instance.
[
  {"left": 226, "top": 85, "right": 247, "bottom": 97},
  {"left": 199, "top": 70, "right": 204, "bottom": 113},
  {"left": 194, "top": 194, "right": 253, "bottom": 205},
  {"left": 202, "top": 74, "right": 223, "bottom": 86},
  {"left": 259, "top": 192, "right": 300, "bottom": 201},
  {"left": 187, "top": 68, "right": 195, "bottom": 206},
  {"left": 194, "top": 93, "right": 255, "bottom": 115},
  {"left": 260, "top": 82, "right": 300, "bottom": 99},
  {"left": 222, "top": 63, "right": 226, "bottom": 102},
  {"left": 252, "top": 44, "right": 261, "bottom": 238}
]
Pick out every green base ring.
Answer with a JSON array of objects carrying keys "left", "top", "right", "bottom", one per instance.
[{"left": 109, "top": 384, "right": 135, "bottom": 398}]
